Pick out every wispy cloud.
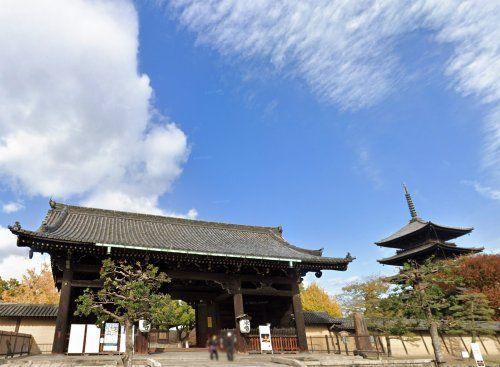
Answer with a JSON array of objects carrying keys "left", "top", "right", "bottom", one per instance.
[
  {"left": 355, "top": 146, "right": 383, "bottom": 188},
  {"left": 169, "top": 0, "right": 500, "bottom": 184},
  {"left": 462, "top": 180, "right": 500, "bottom": 201},
  {"left": 2, "top": 201, "right": 24, "bottom": 213},
  {"left": 169, "top": 0, "right": 424, "bottom": 110}
]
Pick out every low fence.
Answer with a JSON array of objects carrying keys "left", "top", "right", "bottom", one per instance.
[
  {"left": 247, "top": 335, "right": 299, "bottom": 352},
  {"left": 0, "top": 330, "right": 32, "bottom": 358}
]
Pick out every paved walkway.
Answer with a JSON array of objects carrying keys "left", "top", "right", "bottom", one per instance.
[
  {"left": 0, "top": 351, "right": 279, "bottom": 366},
  {"left": 147, "top": 351, "right": 280, "bottom": 366}
]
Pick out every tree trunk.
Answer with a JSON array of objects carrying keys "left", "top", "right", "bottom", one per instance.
[
  {"left": 385, "top": 335, "right": 392, "bottom": 357},
  {"left": 429, "top": 320, "right": 445, "bottom": 365},
  {"left": 123, "top": 320, "right": 134, "bottom": 367}
]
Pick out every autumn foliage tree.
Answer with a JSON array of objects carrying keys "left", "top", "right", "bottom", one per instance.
[
  {"left": 300, "top": 282, "right": 342, "bottom": 317},
  {"left": 0, "top": 264, "right": 59, "bottom": 304},
  {"left": 452, "top": 254, "right": 500, "bottom": 319}
]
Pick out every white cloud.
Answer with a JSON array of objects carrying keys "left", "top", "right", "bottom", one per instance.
[
  {"left": 421, "top": 1, "right": 500, "bottom": 178},
  {"left": 2, "top": 201, "right": 24, "bottom": 213},
  {"left": 355, "top": 147, "right": 382, "bottom": 188},
  {"left": 0, "top": 226, "right": 22, "bottom": 259},
  {"left": 170, "top": 0, "right": 425, "bottom": 110},
  {"left": 463, "top": 180, "right": 500, "bottom": 201},
  {"left": 0, "top": 0, "right": 192, "bottom": 216},
  {"left": 169, "top": 0, "right": 500, "bottom": 111},
  {"left": 169, "top": 0, "right": 500, "bottom": 184},
  {"left": 0, "top": 253, "right": 48, "bottom": 280}
]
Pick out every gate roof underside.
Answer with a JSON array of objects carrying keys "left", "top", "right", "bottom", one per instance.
[{"left": 10, "top": 201, "right": 352, "bottom": 271}]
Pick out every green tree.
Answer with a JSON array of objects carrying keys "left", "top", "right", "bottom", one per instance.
[
  {"left": 151, "top": 298, "right": 195, "bottom": 346},
  {"left": 339, "top": 277, "right": 389, "bottom": 317},
  {"left": 396, "top": 259, "right": 451, "bottom": 365},
  {"left": 301, "top": 282, "right": 342, "bottom": 317},
  {"left": 449, "top": 292, "right": 494, "bottom": 343},
  {"left": 340, "top": 278, "right": 410, "bottom": 356},
  {"left": 75, "top": 259, "right": 170, "bottom": 367}
]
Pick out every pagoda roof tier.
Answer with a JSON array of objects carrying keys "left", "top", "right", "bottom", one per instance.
[
  {"left": 9, "top": 201, "right": 353, "bottom": 270},
  {"left": 377, "top": 241, "right": 483, "bottom": 266},
  {"left": 375, "top": 218, "right": 473, "bottom": 249}
]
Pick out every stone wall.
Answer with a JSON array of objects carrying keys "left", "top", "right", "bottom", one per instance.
[
  {"left": 0, "top": 317, "right": 55, "bottom": 354},
  {"left": 305, "top": 326, "right": 500, "bottom": 358}
]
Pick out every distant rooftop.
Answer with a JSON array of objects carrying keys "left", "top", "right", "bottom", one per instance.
[{"left": 0, "top": 303, "right": 58, "bottom": 318}]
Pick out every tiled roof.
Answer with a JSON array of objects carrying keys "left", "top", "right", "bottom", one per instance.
[
  {"left": 0, "top": 303, "right": 58, "bottom": 318},
  {"left": 378, "top": 241, "right": 483, "bottom": 265},
  {"left": 375, "top": 218, "right": 473, "bottom": 248},
  {"left": 303, "top": 311, "right": 336, "bottom": 325},
  {"left": 10, "top": 202, "right": 351, "bottom": 267}
]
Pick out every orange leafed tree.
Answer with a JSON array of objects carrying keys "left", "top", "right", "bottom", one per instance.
[
  {"left": 455, "top": 254, "right": 500, "bottom": 319},
  {"left": 1, "top": 263, "right": 59, "bottom": 304},
  {"left": 300, "top": 282, "right": 342, "bottom": 317}
]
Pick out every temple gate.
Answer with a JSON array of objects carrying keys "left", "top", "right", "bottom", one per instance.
[{"left": 9, "top": 201, "right": 353, "bottom": 354}]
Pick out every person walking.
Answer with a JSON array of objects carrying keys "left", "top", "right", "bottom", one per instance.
[
  {"left": 223, "top": 331, "right": 237, "bottom": 361},
  {"left": 207, "top": 334, "right": 219, "bottom": 361}
]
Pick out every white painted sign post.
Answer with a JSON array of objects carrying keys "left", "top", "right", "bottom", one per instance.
[
  {"left": 67, "top": 324, "right": 86, "bottom": 354},
  {"left": 258, "top": 325, "right": 273, "bottom": 353},
  {"left": 84, "top": 324, "right": 101, "bottom": 354},
  {"left": 471, "top": 343, "right": 485, "bottom": 367}
]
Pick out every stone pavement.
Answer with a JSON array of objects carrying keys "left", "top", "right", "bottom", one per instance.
[
  {"left": 0, "top": 352, "right": 434, "bottom": 367},
  {"left": 0, "top": 351, "right": 279, "bottom": 367}
]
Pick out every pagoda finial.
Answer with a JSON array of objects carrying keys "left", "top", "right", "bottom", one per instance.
[{"left": 403, "top": 183, "right": 419, "bottom": 221}]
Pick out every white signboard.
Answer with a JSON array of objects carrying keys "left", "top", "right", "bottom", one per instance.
[
  {"left": 471, "top": 343, "right": 485, "bottom": 367},
  {"left": 119, "top": 325, "right": 127, "bottom": 353},
  {"left": 258, "top": 325, "right": 273, "bottom": 352},
  {"left": 67, "top": 324, "right": 85, "bottom": 354},
  {"left": 84, "top": 324, "right": 101, "bottom": 354},
  {"left": 239, "top": 319, "right": 251, "bottom": 334},
  {"left": 103, "top": 323, "right": 120, "bottom": 351}
]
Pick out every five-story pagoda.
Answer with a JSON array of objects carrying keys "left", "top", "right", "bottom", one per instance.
[{"left": 376, "top": 185, "right": 483, "bottom": 266}]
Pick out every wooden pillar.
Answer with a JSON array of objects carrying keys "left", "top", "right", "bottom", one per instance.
[
  {"left": 233, "top": 279, "right": 244, "bottom": 352},
  {"left": 52, "top": 259, "right": 73, "bottom": 354},
  {"left": 291, "top": 281, "right": 308, "bottom": 352},
  {"left": 196, "top": 301, "right": 208, "bottom": 347}
]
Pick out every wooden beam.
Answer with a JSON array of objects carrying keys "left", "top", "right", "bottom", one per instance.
[
  {"left": 165, "top": 269, "right": 293, "bottom": 284},
  {"left": 72, "top": 280, "right": 102, "bottom": 288},
  {"left": 55, "top": 279, "right": 102, "bottom": 288},
  {"left": 241, "top": 288, "right": 292, "bottom": 297}
]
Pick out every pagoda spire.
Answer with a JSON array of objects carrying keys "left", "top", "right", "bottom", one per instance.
[{"left": 403, "top": 183, "right": 419, "bottom": 222}]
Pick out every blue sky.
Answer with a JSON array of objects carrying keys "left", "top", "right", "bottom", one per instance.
[{"left": 0, "top": 1, "right": 499, "bottom": 293}]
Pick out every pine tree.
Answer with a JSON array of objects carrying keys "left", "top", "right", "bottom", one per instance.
[
  {"left": 396, "top": 258, "right": 451, "bottom": 365},
  {"left": 75, "top": 259, "right": 170, "bottom": 367},
  {"left": 449, "top": 292, "right": 494, "bottom": 343}
]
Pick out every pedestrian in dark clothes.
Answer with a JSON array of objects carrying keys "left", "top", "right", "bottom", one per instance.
[
  {"left": 223, "top": 331, "right": 237, "bottom": 361},
  {"left": 207, "top": 334, "right": 219, "bottom": 360}
]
